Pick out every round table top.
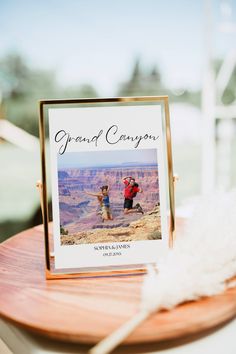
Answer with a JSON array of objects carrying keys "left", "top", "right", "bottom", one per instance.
[{"left": 0, "top": 223, "right": 236, "bottom": 346}]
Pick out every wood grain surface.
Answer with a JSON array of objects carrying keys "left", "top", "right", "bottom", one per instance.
[{"left": 0, "top": 222, "right": 236, "bottom": 345}]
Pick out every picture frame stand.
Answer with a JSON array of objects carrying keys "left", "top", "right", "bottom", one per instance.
[{"left": 38, "top": 96, "right": 176, "bottom": 279}]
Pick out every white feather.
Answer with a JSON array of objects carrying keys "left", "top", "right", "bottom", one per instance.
[{"left": 142, "top": 190, "right": 236, "bottom": 313}]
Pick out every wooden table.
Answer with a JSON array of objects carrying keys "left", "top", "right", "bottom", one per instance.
[{"left": 0, "top": 223, "right": 236, "bottom": 353}]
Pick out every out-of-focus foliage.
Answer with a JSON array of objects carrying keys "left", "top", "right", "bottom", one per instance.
[
  {"left": 0, "top": 53, "right": 202, "bottom": 139},
  {"left": 117, "top": 58, "right": 201, "bottom": 106},
  {"left": 0, "top": 53, "right": 98, "bottom": 136},
  {"left": 214, "top": 59, "right": 236, "bottom": 105}
]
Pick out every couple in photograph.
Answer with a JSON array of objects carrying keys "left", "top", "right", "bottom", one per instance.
[{"left": 85, "top": 176, "right": 143, "bottom": 222}]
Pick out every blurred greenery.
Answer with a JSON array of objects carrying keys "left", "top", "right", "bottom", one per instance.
[
  {"left": 117, "top": 58, "right": 201, "bottom": 106},
  {"left": 0, "top": 53, "right": 98, "bottom": 137},
  {"left": 214, "top": 58, "right": 236, "bottom": 105},
  {"left": 0, "top": 54, "right": 201, "bottom": 138}
]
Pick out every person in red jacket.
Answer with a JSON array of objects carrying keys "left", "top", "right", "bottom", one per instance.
[{"left": 123, "top": 176, "right": 144, "bottom": 215}]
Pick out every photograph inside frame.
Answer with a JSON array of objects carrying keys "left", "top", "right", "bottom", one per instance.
[
  {"left": 43, "top": 99, "right": 172, "bottom": 273},
  {"left": 58, "top": 148, "right": 161, "bottom": 246}
]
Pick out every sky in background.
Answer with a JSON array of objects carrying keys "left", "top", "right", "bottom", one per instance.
[
  {"left": 0, "top": 0, "right": 236, "bottom": 94},
  {"left": 58, "top": 148, "right": 158, "bottom": 169}
]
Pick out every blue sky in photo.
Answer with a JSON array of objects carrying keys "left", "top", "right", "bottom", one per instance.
[
  {"left": 58, "top": 148, "right": 158, "bottom": 169},
  {"left": 0, "top": 0, "right": 235, "bottom": 94}
]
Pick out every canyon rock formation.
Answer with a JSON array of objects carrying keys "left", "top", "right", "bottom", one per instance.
[{"left": 58, "top": 164, "right": 160, "bottom": 242}]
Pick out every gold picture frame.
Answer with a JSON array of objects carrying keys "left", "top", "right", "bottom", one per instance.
[{"left": 38, "top": 96, "right": 175, "bottom": 279}]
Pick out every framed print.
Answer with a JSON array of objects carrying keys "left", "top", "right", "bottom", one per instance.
[{"left": 39, "top": 96, "right": 175, "bottom": 279}]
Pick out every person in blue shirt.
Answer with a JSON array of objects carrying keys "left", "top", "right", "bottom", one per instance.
[{"left": 85, "top": 185, "right": 113, "bottom": 222}]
